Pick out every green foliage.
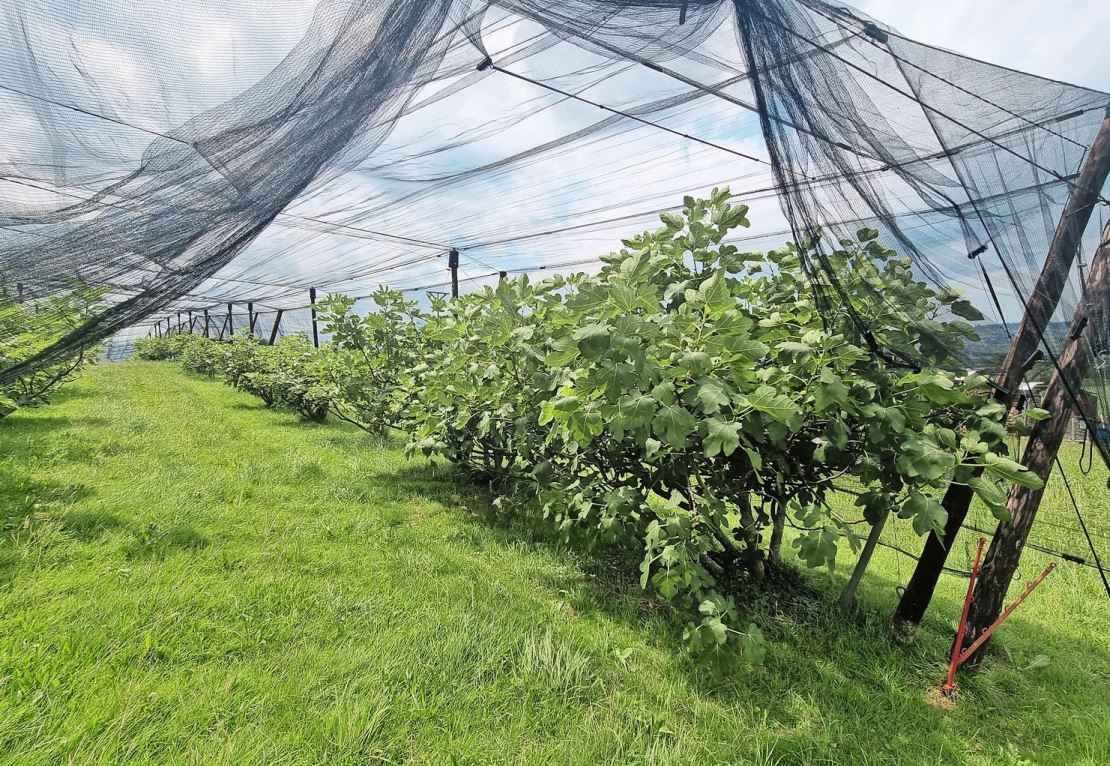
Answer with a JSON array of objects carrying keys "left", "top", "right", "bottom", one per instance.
[
  {"left": 164, "top": 332, "right": 342, "bottom": 423},
  {"left": 320, "top": 188, "right": 1041, "bottom": 662},
  {"left": 179, "top": 335, "right": 227, "bottom": 379},
  {"left": 134, "top": 333, "right": 193, "bottom": 361},
  {"left": 137, "top": 191, "right": 1042, "bottom": 662},
  {"left": 244, "top": 335, "right": 341, "bottom": 423},
  {"left": 0, "top": 285, "right": 103, "bottom": 420},
  {"left": 316, "top": 287, "right": 426, "bottom": 432}
]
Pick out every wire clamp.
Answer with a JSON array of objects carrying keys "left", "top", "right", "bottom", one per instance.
[
  {"left": 1020, "top": 348, "right": 1044, "bottom": 373},
  {"left": 1070, "top": 315, "right": 1089, "bottom": 341},
  {"left": 862, "top": 22, "right": 889, "bottom": 44}
]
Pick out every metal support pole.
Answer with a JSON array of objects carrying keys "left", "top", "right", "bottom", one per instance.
[
  {"left": 309, "top": 288, "right": 319, "bottom": 348},
  {"left": 248, "top": 302, "right": 256, "bottom": 334},
  {"left": 448, "top": 248, "right": 460, "bottom": 298},
  {"left": 943, "top": 537, "right": 985, "bottom": 696},
  {"left": 268, "top": 309, "right": 284, "bottom": 345},
  {"left": 227, "top": 303, "right": 234, "bottom": 338}
]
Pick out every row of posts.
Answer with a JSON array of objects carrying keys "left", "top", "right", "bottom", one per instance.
[
  {"left": 154, "top": 300, "right": 295, "bottom": 345},
  {"left": 155, "top": 247, "right": 508, "bottom": 347}
]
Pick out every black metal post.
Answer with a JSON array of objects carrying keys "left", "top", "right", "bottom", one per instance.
[
  {"left": 268, "top": 309, "right": 284, "bottom": 345},
  {"left": 448, "top": 248, "right": 460, "bottom": 298},
  {"left": 309, "top": 288, "right": 319, "bottom": 348}
]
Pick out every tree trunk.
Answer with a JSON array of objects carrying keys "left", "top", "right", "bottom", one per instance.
[
  {"left": 768, "top": 500, "right": 787, "bottom": 567},
  {"left": 961, "top": 219, "right": 1110, "bottom": 666},
  {"left": 893, "top": 106, "right": 1110, "bottom": 630},
  {"left": 839, "top": 510, "right": 888, "bottom": 611}
]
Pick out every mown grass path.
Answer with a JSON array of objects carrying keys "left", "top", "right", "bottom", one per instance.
[{"left": 0, "top": 362, "right": 1107, "bottom": 765}]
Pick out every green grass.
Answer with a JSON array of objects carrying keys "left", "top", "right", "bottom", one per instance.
[{"left": 0, "top": 361, "right": 1107, "bottom": 765}]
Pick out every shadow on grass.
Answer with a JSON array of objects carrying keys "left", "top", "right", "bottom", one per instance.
[
  {"left": 122, "top": 522, "right": 210, "bottom": 559},
  {"left": 373, "top": 457, "right": 1109, "bottom": 762},
  {"left": 0, "top": 471, "right": 98, "bottom": 584},
  {"left": 0, "top": 409, "right": 126, "bottom": 580},
  {"left": 60, "top": 508, "right": 126, "bottom": 541},
  {"left": 0, "top": 412, "right": 111, "bottom": 436}
]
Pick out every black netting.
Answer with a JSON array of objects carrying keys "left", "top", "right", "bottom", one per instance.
[{"left": 2, "top": 0, "right": 1109, "bottom": 448}]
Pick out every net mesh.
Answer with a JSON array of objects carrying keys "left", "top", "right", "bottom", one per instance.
[{"left": 2, "top": 0, "right": 1109, "bottom": 446}]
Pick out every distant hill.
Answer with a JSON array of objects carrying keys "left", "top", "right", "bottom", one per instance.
[{"left": 958, "top": 321, "right": 1071, "bottom": 375}]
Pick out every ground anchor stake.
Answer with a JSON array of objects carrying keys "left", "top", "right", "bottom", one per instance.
[{"left": 941, "top": 537, "right": 1055, "bottom": 697}]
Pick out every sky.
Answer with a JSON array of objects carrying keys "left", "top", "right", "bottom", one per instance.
[
  {"left": 1, "top": 0, "right": 1107, "bottom": 340},
  {"left": 857, "top": 0, "right": 1110, "bottom": 92}
]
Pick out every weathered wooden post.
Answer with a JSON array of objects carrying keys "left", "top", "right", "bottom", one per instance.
[
  {"left": 894, "top": 105, "right": 1110, "bottom": 630},
  {"left": 187, "top": 310, "right": 194, "bottom": 334},
  {"left": 226, "top": 303, "right": 234, "bottom": 338},
  {"left": 203, "top": 308, "right": 210, "bottom": 339},
  {"left": 961, "top": 219, "right": 1110, "bottom": 664},
  {"left": 248, "top": 302, "right": 256, "bottom": 334},
  {"left": 309, "top": 288, "right": 319, "bottom": 348}
]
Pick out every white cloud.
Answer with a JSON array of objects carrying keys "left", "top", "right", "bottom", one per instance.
[{"left": 856, "top": 0, "right": 1110, "bottom": 92}]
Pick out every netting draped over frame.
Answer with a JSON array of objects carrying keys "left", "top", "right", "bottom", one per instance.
[{"left": 2, "top": 0, "right": 1109, "bottom": 434}]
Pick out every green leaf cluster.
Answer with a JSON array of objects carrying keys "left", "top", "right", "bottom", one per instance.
[
  {"left": 161, "top": 190, "right": 1044, "bottom": 663},
  {"left": 0, "top": 284, "right": 104, "bottom": 420}
]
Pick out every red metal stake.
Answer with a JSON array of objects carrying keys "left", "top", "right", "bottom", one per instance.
[
  {"left": 955, "top": 562, "right": 1056, "bottom": 666},
  {"left": 942, "top": 537, "right": 985, "bottom": 696},
  {"left": 941, "top": 537, "right": 1056, "bottom": 696}
]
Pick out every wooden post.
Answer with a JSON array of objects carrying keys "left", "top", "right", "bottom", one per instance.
[
  {"left": 961, "top": 219, "right": 1110, "bottom": 665},
  {"left": 187, "top": 310, "right": 194, "bottom": 334},
  {"left": 499, "top": 270, "right": 508, "bottom": 283},
  {"left": 227, "top": 303, "right": 234, "bottom": 338},
  {"left": 203, "top": 308, "right": 210, "bottom": 339},
  {"left": 16, "top": 283, "right": 23, "bottom": 303},
  {"left": 268, "top": 309, "right": 284, "bottom": 345},
  {"left": 248, "top": 302, "right": 256, "bottom": 334},
  {"left": 893, "top": 105, "right": 1110, "bottom": 630},
  {"left": 448, "top": 248, "right": 460, "bottom": 298},
  {"left": 309, "top": 288, "right": 319, "bottom": 348}
]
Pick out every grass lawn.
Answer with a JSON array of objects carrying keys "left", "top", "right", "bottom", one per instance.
[{"left": 0, "top": 361, "right": 1107, "bottom": 765}]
